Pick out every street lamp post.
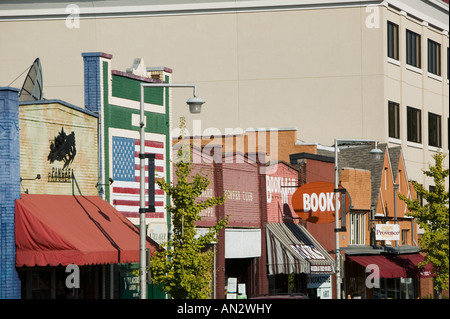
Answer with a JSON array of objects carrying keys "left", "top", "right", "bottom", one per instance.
[
  {"left": 139, "top": 83, "right": 205, "bottom": 299},
  {"left": 333, "top": 139, "right": 383, "bottom": 299}
]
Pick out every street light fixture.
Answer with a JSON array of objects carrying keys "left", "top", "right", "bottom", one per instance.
[
  {"left": 138, "top": 83, "right": 204, "bottom": 299},
  {"left": 186, "top": 96, "right": 205, "bottom": 114},
  {"left": 369, "top": 147, "right": 384, "bottom": 159},
  {"left": 333, "top": 138, "right": 383, "bottom": 299}
]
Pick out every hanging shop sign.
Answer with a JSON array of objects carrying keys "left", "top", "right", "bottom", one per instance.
[
  {"left": 291, "top": 181, "right": 351, "bottom": 224},
  {"left": 375, "top": 224, "right": 400, "bottom": 241}
]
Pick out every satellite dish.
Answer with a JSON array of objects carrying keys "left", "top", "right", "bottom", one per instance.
[{"left": 19, "top": 58, "right": 43, "bottom": 101}]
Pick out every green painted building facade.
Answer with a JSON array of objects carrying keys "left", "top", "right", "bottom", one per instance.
[{"left": 83, "top": 52, "right": 173, "bottom": 298}]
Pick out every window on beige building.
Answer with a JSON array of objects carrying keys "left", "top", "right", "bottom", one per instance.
[
  {"left": 428, "top": 112, "right": 442, "bottom": 148},
  {"left": 406, "top": 30, "right": 421, "bottom": 68},
  {"left": 388, "top": 21, "right": 399, "bottom": 60},
  {"left": 407, "top": 107, "right": 422, "bottom": 144},
  {"left": 428, "top": 39, "right": 441, "bottom": 76},
  {"left": 388, "top": 101, "right": 400, "bottom": 139}
]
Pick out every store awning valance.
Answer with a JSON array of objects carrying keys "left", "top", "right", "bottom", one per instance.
[
  {"left": 15, "top": 194, "right": 160, "bottom": 267},
  {"left": 387, "top": 254, "right": 433, "bottom": 278},
  {"left": 225, "top": 228, "right": 261, "bottom": 259},
  {"left": 266, "top": 223, "right": 335, "bottom": 275},
  {"left": 347, "top": 254, "right": 433, "bottom": 278},
  {"left": 347, "top": 255, "right": 405, "bottom": 278}
]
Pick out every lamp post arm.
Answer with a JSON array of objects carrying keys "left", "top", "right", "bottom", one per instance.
[{"left": 140, "top": 83, "right": 199, "bottom": 97}]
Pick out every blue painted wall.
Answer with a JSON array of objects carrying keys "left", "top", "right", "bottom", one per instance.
[{"left": 0, "top": 87, "right": 21, "bottom": 299}]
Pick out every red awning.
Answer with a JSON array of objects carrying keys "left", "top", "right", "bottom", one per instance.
[
  {"left": 386, "top": 254, "right": 434, "bottom": 278},
  {"left": 348, "top": 255, "right": 406, "bottom": 278},
  {"left": 15, "top": 194, "right": 160, "bottom": 267},
  {"left": 347, "top": 254, "right": 433, "bottom": 278}
]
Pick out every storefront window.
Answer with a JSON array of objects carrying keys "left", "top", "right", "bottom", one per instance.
[
  {"left": 373, "top": 277, "right": 416, "bottom": 299},
  {"left": 386, "top": 278, "right": 397, "bottom": 299},
  {"left": 268, "top": 273, "right": 306, "bottom": 296},
  {"left": 348, "top": 276, "right": 366, "bottom": 299},
  {"left": 307, "top": 274, "right": 332, "bottom": 299},
  {"left": 19, "top": 265, "right": 112, "bottom": 299},
  {"left": 400, "top": 278, "right": 415, "bottom": 299},
  {"left": 30, "top": 269, "right": 51, "bottom": 299}
]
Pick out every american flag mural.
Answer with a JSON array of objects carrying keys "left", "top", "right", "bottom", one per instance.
[{"left": 111, "top": 136, "right": 166, "bottom": 218}]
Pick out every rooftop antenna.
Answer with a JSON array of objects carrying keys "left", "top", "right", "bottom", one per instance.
[{"left": 19, "top": 58, "right": 43, "bottom": 101}]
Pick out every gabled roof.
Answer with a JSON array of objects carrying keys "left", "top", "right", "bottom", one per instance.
[
  {"left": 295, "top": 143, "right": 411, "bottom": 211},
  {"left": 337, "top": 144, "right": 387, "bottom": 208},
  {"left": 388, "top": 146, "right": 402, "bottom": 181}
]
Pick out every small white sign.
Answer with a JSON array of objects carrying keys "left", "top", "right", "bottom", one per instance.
[
  {"left": 227, "top": 277, "right": 237, "bottom": 293},
  {"left": 238, "top": 283, "right": 246, "bottom": 295},
  {"left": 375, "top": 224, "right": 400, "bottom": 241}
]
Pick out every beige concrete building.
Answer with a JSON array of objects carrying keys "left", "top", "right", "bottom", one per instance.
[{"left": 0, "top": 0, "right": 448, "bottom": 190}]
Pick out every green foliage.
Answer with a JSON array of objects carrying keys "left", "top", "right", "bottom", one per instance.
[
  {"left": 398, "top": 152, "right": 449, "bottom": 294},
  {"left": 149, "top": 117, "right": 228, "bottom": 299}
]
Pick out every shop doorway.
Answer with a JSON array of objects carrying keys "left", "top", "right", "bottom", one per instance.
[{"left": 225, "top": 258, "right": 255, "bottom": 298}]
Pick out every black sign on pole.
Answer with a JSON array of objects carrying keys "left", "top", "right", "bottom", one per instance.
[
  {"left": 334, "top": 188, "right": 352, "bottom": 232},
  {"left": 340, "top": 189, "right": 347, "bottom": 230},
  {"left": 139, "top": 153, "right": 155, "bottom": 213}
]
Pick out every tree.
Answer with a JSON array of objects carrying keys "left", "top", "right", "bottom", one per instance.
[
  {"left": 150, "top": 117, "right": 228, "bottom": 299},
  {"left": 398, "top": 152, "right": 449, "bottom": 297}
]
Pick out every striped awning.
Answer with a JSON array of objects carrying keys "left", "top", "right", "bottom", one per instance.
[{"left": 266, "top": 223, "right": 335, "bottom": 275}]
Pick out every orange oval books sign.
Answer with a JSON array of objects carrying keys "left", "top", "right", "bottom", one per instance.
[{"left": 292, "top": 181, "right": 350, "bottom": 224}]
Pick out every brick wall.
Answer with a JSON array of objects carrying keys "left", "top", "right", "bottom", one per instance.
[
  {"left": 340, "top": 168, "right": 371, "bottom": 210},
  {"left": 340, "top": 168, "right": 372, "bottom": 248},
  {"left": 0, "top": 87, "right": 21, "bottom": 298},
  {"left": 19, "top": 101, "right": 99, "bottom": 196},
  {"left": 82, "top": 52, "right": 112, "bottom": 113},
  {"left": 266, "top": 162, "right": 298, "bottom": 223},
  {"left": 223, "top": 161, "right": 261, "bottom": 227},
  {"left": 193, "top": 153, "right": 262, "bottom": 227},
  {"left": 294, "top": 157, "right": 336, "bottom": 252},
  {"left": 190, "top": 152, "right": 268, "bottom": 298},
  {"left": 184, "top": 129, "right": 318, "bottom": 164}
]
